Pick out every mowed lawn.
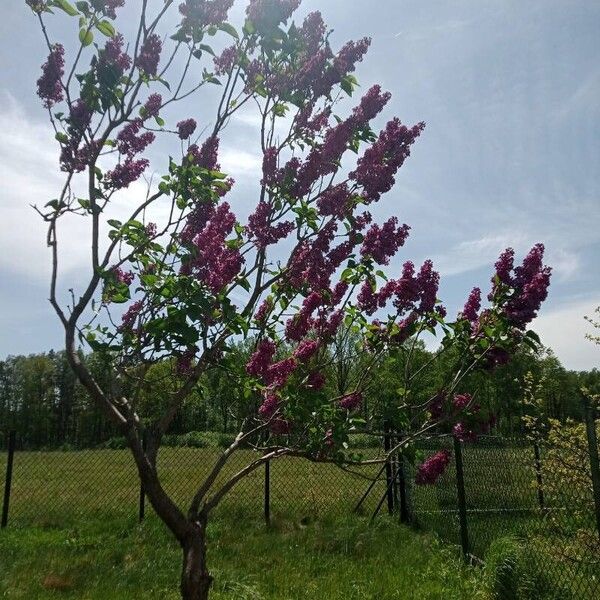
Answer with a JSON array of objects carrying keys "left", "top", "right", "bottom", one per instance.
[{"left": 0, "top": 447, "right": 489, "bottom": 599}]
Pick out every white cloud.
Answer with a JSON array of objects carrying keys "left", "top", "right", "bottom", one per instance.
[
  {"left": 220, "top": 148, "right": 261, "bottom": 176},
  {"left": 534, "top": 298, "right": 600, "bottom": 370},
  {"left": 432, "top": 232, "right": 528, "bottom": 277},
  {"left": 0, "top": 94, "right": 173, "bottom": 283}
]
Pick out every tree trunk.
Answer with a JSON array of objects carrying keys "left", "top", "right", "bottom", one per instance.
[{"left": 180, "top": 518, "right": 213, "bottom": 600}]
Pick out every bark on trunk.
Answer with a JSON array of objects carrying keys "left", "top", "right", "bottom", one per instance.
[{"left": 180, "top": 519, "right": 212, "bottom": 600}]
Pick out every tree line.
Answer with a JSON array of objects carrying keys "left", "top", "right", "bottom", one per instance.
[{"left": 1, "top": 338, "right": 597, "bottom": 450}]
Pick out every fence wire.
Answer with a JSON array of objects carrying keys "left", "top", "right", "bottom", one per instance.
[{"left": 2, "top": 425, "right": 599, "bottom": 598}]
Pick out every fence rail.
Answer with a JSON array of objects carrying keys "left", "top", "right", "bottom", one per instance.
[{"left": 2, "top": 413, "right": 599, "bottom": 599}]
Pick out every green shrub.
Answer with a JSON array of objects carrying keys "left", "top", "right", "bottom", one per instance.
[
  {"left": 98, "top": 436, "right": 127, "bottom": 450},
  {"left": 347, "top": 433, "right": 381, "bottom": 449},
  {"left": 484, "top": 537, "right": 565, "bottom": 600}
]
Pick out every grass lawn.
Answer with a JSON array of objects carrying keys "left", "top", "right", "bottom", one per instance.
[{"left": 0, "top": 514, "right": 487, "bottom": 599}]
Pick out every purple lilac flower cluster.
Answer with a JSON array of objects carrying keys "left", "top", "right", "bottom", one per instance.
[
  {"left": 360, "top": 217, "right": 410, "bottom": 265},
  {"left": 246, "top": 338, "right": 276, "bottom": 377},
  {"left": 350, "top": 118, "right": 425, "bottom": 203},
  {"left": 214, "top": 45, "right": 237, "bottom": 75},
  {"left": 37, "top": 44, "right": 64, "bottom": 108},
  {"left": 415, "top": 450, "right": 451, "bottom": 485},
  {"left": 246, "top": 0, "right": 300, "bottom": 31},
  {"left": 179, "top": 0, "right": 234, "bottom": 31},
  {"left": 177, "top": 118, "right": 197, "bottom": 140},
  {"left": 338, "top": 392, "right": 362, "bottom": 411},
  {"left": 182, "top": 202, "right": 243, "bottom": 294},
  {"left": 246, "top": 201, "right": 295, "bottom": 248},
  {"left": 136, "top": 33, "right": 162, "bottom": 76},
  {"left": 118, "top": 300, "right": 143, "bottom": 332},
  {"left": 117, "top": 120, "right": 155, "bottom": 157},
  {"left": 293, "top": 339, "right": 319, "bottom": 362},
  {"left": 188, "top": 136, "right": 220, "bottom": 170},
  {"left": 460, "top": 287, "right": 481, "bottom": 322},
  {"left": 357, "top": 260, "right": 440, "bottom": 318},
  {"left": 101, "top": 34, "right": 132, "bottom": 76},
  {"left": 143, "top": 94, "right": 162, "bottom": 119}
]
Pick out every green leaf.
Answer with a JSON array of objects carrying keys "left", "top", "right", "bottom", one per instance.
[
  {"left": 107, "top": 219, "right": 122, "bottom": 229},
  {"left": 155, "top": 116, "right": 165, "bottom": 127},
  {"left": 218, "top": 22, "right": 239, "bottom": 39},
  {"left": 96, "top": 20, "right": 115, "bottom": 38},
  {"left": 79, "top": 28, "right": 93, "bottom": 46},
  {"left": 198, "top": 43, "right": 215, "bottom": 56},
  {"left": 55, "top": 132, "right": 69, "bottom": 144},
  {"left": 157, "top": 78, "right": 171, "bottom": 91},
  {"left": 54, "top": 0, "right": 79, "bottom": 16}
]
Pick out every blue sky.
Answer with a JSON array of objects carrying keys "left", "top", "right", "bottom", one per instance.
[{"left": 0, "top": 0, "right": 598, "bottom": 369}]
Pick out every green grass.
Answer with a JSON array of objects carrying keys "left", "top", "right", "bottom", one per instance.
[
  {"left": 0, "top": 514, "right": 487, "bottom": 599},
  {"left": 1, "top": 445, "right": 596, "bottom": 598},
  {"left": 0, "top": 448, "right": 388, "bottom": 527}
]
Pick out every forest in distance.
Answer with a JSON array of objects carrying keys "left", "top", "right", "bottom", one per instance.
[{"left": 2, "top": 333, "right": 598, "bottom": 450}]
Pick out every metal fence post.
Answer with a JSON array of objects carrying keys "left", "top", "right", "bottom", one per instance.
[
  {"left": 264, "top": 459, "right": 271, "bottom": 526},
  {"left": 397, "top": 452, "right": 410, "bottom": 524},
  {"left": 138, "top": 430, "right": 147, "bottom": 523},
  {"left": 383, "top": 421, "right": 395, "bottom": 515},
  {"left": 583, "top": 396, "right": 600, "bottom": 541},
  {"left": 532, "top": 441, "right": 546, "bottom": 512},
  {"left": 1, "top": 430, "right": 16, "bottom": 529},
  {"left": 453, "top": 436, "right": 470, "bottom": 559}
]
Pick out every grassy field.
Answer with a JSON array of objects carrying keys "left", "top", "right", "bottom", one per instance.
[
  {"left": 1, "top": 444, "right": 597, "bottom": 598},
  {"left": 0, "top": 447, "right": 389, "bottom": 527},
  {"left": 0, "top": 512, "right": 488, "bottom": 599}
]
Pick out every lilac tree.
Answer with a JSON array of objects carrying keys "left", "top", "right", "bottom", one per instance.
[{"left": 27, "top": 0, "right": 551, "bottom": 598}]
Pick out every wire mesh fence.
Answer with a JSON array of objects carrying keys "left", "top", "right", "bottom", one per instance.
[
  {"left": 2, "top": 415, "right": 599, "bottom": 598},
  {"left": 406, "top": 425, "right": 600, "bottom": 599}
]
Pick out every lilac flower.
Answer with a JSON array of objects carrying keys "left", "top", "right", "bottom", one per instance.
[
  {"left": 185, "top": 202, "right": 243, "bottom": 293},
  {"left": 136, "top": 33, "right": 162, "bottom": 76},
  {"left": 188, "top": 136, "right": 220, "bottom": 169},
  {"left": 307, "top": 371, "right": 326, "bottom": 390},
  {"left": 106, "top": 158, "right": 149, "bottom": 189},
  {"left": 119, "top": 300, "right": 143, "bottom": 332},
  {"left": 214, "top": 44, "right": 237, "bottom": 75},
  {"left": 117, "top": 119, "right": 155, "bottom": 157},
  {"left": 177, "top": 118, "right": 197, "bottom": 140},
  {"left": 415, "top": 450, "right": 451, "bottom": 485},
  {"left": 293, "top": 339, "right": 319, "bottom": 362},
  {"left": 338, "top": 392, "right": 362, "bottom": 411},
  {"left": 247, "top": 201, "right": 294, "bottom": 248},
  {"left": 179, "top": 0, "right": 234, "bottom": 30},
  {"left": 351, "top": 118, "right": 425, "bottom": 203},
  {"left": 113, "top": 267, "right": 134, "bottom": 285},
  {"left": 360, "top": 217, "right": 410, "bottom": 265},
  {"left": 102, "top": 34, "right": 132, "bottom": 75},
  {"left": 246, "top": 339, "right": 276, "bottom": 377},
  {"left": 37, "top": 44, "right": 64, "bottom": 108},
  {"left": 265, "top": 357, "right": 297, "bottom": 388},
  {"left": 258, "top": 391, "right": 279, "bottom": 418},
  {"left": 461, "top": 287, "right": 481, "bottom": 322},
  {"left": 143, "top": 94, "right": 162, "bottom": 120},
  {"left": 316, "top": 183, "right": 351, "bottom": 218},
  {"left": 253, "top": 297, "right": 273, "bottom": 324}
]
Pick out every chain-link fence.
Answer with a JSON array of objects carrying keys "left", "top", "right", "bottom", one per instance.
[
  {"left": 0, "top": 436, "right": 388, "bottom": 529},
  {"left": 2, "top": 414, "right": 599, "bottom": 598},
  {"left": 405, "top": 408, "right": 600, "bottom": 599}
]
